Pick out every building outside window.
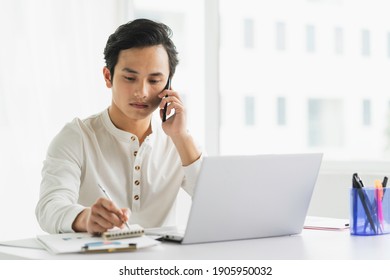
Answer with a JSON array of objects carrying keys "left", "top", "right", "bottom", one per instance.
[
  {"left": 306, "top": 24, "right": 316, "bottom": 53},
  {"left": 244, "top": 18, "right": 255, "bottom": 49},
  {"left": 276, "top": 22, "right": 286, "bottom": 51},
  {"left": 362, "top": 99, "right": 371, "bottom": 126},
  {"left": 219, "top": 0, "right": 390, "bottom": 160},
  {"left": 277, "top": 97, "right": 286, "bottom": 126},
  {"left": 334, "top": 27, "right": 344, "bottom": 55},
  {"left": 362, "top": 29, "right": 370, "bottom": 56},
  {"left": 245, "top": 95, "right": 255, "bottom": 126}
]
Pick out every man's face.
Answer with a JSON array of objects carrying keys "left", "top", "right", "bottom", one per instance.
[{"left": 105, "top": 45, "right": 170, "bottom": 121}]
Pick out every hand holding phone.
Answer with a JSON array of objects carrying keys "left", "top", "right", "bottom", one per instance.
[{"left": 162, "top": 78, "right": 171, "bottom": 122}]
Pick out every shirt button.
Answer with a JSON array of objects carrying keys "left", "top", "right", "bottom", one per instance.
[
  {"left": 135, "top": 165, "right": 140, "bottom": 171},
  {"left": 134, "top": 180, "right": 140, "bottom": 186},
  {"left": 131, "top": 136, "right": 136, "bottom": 141},
  {"left": 133, "top": 151, "right": 138, "bottom": 157},
  {"left": 134, "top": 195, "right": 139, "bottom": 200}
]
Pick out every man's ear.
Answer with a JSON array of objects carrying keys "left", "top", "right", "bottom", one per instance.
[{"left": 103, "top": 67, "right": 112, "bottom": 88}]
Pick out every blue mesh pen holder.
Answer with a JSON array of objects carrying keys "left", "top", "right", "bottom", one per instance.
[{"left": 350, "top": 187, "right": 390, "bottom": 236}]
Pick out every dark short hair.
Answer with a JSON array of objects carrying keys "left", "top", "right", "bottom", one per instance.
[{"left": 104, "top": 18, "right": 179, "bottom": 79}]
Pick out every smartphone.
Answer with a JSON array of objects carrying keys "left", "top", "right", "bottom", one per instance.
[{"left": 162, "top": 78, "right": 171, "bottom": 122}]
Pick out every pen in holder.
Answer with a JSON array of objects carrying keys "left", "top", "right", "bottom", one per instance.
[{"left": 350, "top": 186, "right": 390, "bottom": 236}]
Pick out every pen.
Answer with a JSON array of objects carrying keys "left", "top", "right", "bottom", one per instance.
[
  {"left": 97, "top": 184, "right": 131, "bottom": 230},
  {"left": 353, "top": 173, "right": 377, "bottom": 234},
  {"left": 81, "top": 241, "right": 137, "bottom": 253},
  {"left": 352, "top": 174, "right": 358, "bottom": 234},
  {"left": 382, "top": 176, "right": 388, "bottom": 201},
  {"left": 375, "top": 179, "right": 384, "bottom": 232}
]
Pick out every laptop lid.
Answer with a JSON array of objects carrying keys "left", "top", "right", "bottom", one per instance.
[{"left": 181, "top": 153, "right": 322, "bottom": 244}]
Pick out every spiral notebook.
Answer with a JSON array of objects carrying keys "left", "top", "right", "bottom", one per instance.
[{"left": 101, "top": 224, "right": 144, "bottom": 240}]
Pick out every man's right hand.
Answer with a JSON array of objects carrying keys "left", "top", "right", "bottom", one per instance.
[{"left": 72, "top": 197, "right": 130, "bottom": 234}]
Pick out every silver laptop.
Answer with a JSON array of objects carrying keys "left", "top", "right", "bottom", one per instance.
[{"left": 147, "top": 153, "right": 322, "bottom": 244}]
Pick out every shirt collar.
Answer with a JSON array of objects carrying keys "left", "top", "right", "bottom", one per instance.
[{"left": 101, "top": 108, "right": 160, "bottom": 145}]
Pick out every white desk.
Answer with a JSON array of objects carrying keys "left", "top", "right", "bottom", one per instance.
[{"left": 1, "top": 229, "right": 390, "bottom": 260}]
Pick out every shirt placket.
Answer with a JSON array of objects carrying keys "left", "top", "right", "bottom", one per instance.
[{"left": 130, "top": 135, "right": 141, "bottom": 210}]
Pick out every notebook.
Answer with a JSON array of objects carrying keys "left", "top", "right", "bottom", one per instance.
[
  {"left": 147, "top": 153, "right": 322, "bottom": 244},
  {"left": 37, "top": 232, "right": 159, "bottom": 254},
  {"left": 101, "top": 224, "right": 144, "bottom": 240}
]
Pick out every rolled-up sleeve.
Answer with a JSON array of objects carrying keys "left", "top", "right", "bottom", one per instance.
[{"left": 181, "top": 153, "right": 204, "bottom": 197}]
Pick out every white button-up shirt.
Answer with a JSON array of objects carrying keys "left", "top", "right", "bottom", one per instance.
[{"left": 35, "top": 109, "right": 203, "bottom": 233}]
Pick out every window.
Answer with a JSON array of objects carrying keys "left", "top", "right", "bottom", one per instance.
[
  {"left": 362, "top": 99, "right": 371, "bottom": 126},
  {"left": 308, "top": 99, "right": 344, "bottom": 147},
  {"left": 244, "top": 18, "right": 255, "bottom": 49},
  {"left": 387, "top": 32, "right": 390, "bottom": 58},
  {"left": 0, "top": 87, "right": 7, "bottom": 127},
  {"left": 277, "top": 97, "right": 286, "bottom": 125},
  {"left": 334, "top": 27, "right": 344, "bottom": 55},
  {"left": 219, "top": 0, "right": 390, "bottom": 161},
  {"left": 362, "top": 29, "right": 370, "bottom": 56},
  {"left": 244, "top": 96, "right": 255, "bottom": 126},
  {"left": 276, "top": 22, "right": 286, "bottom": 51},
  {"left": 306, "top": 25, "right": 316, "bottom": 53}
]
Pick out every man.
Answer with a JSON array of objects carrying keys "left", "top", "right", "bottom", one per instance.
[{"left": 35, "top": 19, "right": 202, "bottom": 234}]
